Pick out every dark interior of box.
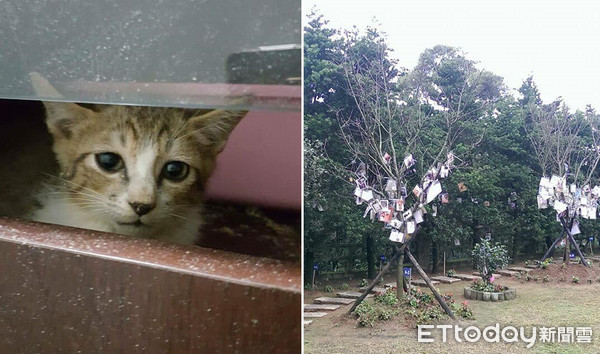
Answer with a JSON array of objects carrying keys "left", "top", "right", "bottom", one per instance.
[{"left": 0, "top": 98, "right": 300, "bottom": 263}]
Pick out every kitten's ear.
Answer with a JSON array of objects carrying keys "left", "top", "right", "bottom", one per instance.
[
  {"left": 187, "top": 105, "right": 248, "bottom": 154},
  {"left": 29, "top": 72, "right": 94, "bottom": 139}
]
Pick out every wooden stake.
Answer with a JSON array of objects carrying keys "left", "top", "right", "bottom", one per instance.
[
  {"left": 443, "top": 251, "right": 446, "bottom": 276},
  {"left": 406, "top": 249, "right": 456, "bottom": 320}
]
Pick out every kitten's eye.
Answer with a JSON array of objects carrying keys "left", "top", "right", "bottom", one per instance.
[
  {"left": 95, "top": 152, "right": 124, "bottom": 172},
  {"left": 162, "top": 161, "right": 189, "bottom": 182}
]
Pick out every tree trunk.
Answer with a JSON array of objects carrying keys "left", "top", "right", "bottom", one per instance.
[
  {"left": 396, "top": 248, "right": 405, "bottom": 300},
  {"left": 366, "top": 235, "right": 375, "bottom": 279},
  {"left": 304, "top": 251, "right": 314, "bottom": 286},
  {"left": 431, "top": 241, "right": 438, "bottom": 273}
]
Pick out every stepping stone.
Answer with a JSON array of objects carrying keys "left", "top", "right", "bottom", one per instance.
[
  {"left": 304, "top": 304, "right": 340, "bottom": 312},
  {"left": 506, "top": 266, "right": 531, "bottom": 272},
  {"left": 384, "top": 282, "right": 397, "bottom": 288},
  {"left": 304, "top": 312, "right": 328, "bottom": 318},
  {"left": 587, "top": 256, "right": 600, "bottom": 262},
  {"left": 359, "top": 286, "right": 387, "bottom": 294},
  {"left": 471, "top": 272, "right": 502, "bottom": 278},
  {"left": 314, "top": 297, "right": 355, "bottom": 305},
  {"left": 496, "top": 269, "right": 519, "bottom": 277},
  {"left": 337, "top": 291, "right": 371, "bottom": 299},
  {"left": 452, "top": 274, "right": 481, "bottom": 281},
  {"left": 304, "top": 320, "right": 313, "bottom": 326},
  {"left": 412, "top": 279, "right": 440, "bottom": 286},
  {"left": 525, "top": 264, "right": 538, "bottom": 269},
  {"left": 431, "top": 276, "right": 461, "bottom": 284}
]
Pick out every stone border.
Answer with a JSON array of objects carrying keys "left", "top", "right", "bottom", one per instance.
[{"left": 464, "top": 287, "right": 516, "bottom": 302}]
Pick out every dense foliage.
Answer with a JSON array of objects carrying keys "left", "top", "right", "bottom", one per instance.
[{"left": 303, "top": 12, "right": 600, "bottom": 284}]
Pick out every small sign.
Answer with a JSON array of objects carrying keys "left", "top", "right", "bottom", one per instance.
[
  {"left": 380, "top": 255, "right": 386, "bottom": 262},
  {"left": 570, "top": 253, "right": 575, "bottom": 259},
  {"left": 590, "top": 237, "right": 594, "bottom": 242},
  {"left": 313, "top": 263, "right": 319, "bottom": 270},
  {"left": 403, "top": 267, "right": 412, "bottom": 277}
]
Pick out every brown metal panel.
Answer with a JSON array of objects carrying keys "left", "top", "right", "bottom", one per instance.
[{"left": 0, "top": 217, "right": 301, "bottom": 353}]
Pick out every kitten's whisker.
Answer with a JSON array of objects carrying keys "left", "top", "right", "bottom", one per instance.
[
  {"left": 41, "top": 173, "right": 106, "bottom": 199},
  {"left": 167, "top": 212, "right": 190, "bottom": 221}
]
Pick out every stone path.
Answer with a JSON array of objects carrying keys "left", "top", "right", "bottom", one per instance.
[
  {"left": 412, "top": 278, "right": 440, "bottom": 286},
  {"left": 470, "top": 272, "right": 502, "bottom": 278},
  {"left": 304, "top": 304, "right": 340, "bottom": 312},
  {"left": 451, "top": 273, "right": 481, "bottom": 281},
  {"left": 304, "top": 312, "right": 328, "bottom": 318},
  {"left": 431, "top": 275, "right": 461, "bottom": 284},
  {"left": 358, "top": 286, "right": 387, "bottom": 294},
  {"left": 506, "top": 266, "right": 531, "bottom": 272},
  {"left": 337, "top": 291, "right": 368, "bottom": 299},
  {"left": 314, "top": 297, "right": 355, "bottom": 305},
  {"left": 496, "top": 269, "right": 519, "bottom": 276}
]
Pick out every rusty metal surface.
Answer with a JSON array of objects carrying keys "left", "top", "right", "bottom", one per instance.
[{"left": 0, "top": 217, "right": 301, "bottom": 353}]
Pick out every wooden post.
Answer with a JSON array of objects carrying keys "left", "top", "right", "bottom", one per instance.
[
  {"left": 443, "top": 251, "right": 446, "bottom": 276},
  {"left": 541, "top": 230, "right": 565, "bottom": 262},
  {"left": 347, "top": 250, "right": 402, "bottom": 314},
  {"left": 566, "top": 231, "right": 589, "bottom": 267},
  {"left": 406, "top": 249, "right": 455, "bottom": 320},
  {"left": 311, "top": 268, "right": 316, "bottom": 290},
  {"left": 396, "top": 246, "right": 404, "bottom": 299}
]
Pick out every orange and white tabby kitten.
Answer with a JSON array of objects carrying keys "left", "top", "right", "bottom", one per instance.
[{"left": 19, "top": 73, "right": 247, "bottom": 244}]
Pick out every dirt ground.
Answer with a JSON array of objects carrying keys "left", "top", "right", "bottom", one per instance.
[{"left": 304, "top": 263, "right": 600, "bottom": 354}]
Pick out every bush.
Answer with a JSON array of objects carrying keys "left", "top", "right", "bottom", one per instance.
[
  {"left": 339, "top": 283, "right": 349, "bottom": 290},
  {"left": 572, "top": 276, "right": 580, "bottom": 284},
  {"left": 472, "top": 240, "right": 509, "bottom": 283},
  {"left": 446, "top": 269, "right": 457, "bottom": 277},
  {"left": 374, "top": 289, "right": 398, "bottom": 306},
  {"left": 324, "top": 285, "right": 333, "bottom": 292},
  {"left": 359, "top": 279, "right": 368, "bottom": 287}
]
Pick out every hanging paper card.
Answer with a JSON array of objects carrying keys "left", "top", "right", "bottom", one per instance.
[
  {"left": 539, "top": 177, "right": 551, "bottom": 188},
  {"left": 404, "top": 154, "right": 415, "bottom": 168},
  {"left": 389, "top": 229, "right": 404, "bottom": 243},
  {"left": 406, "top": 221, "right": 416, "bottom": 234},
  {"left": 446, "top": 151, "right": 455, "bottom": 165},
  {"left": 380, "top": 200, "right": 389, "bottom": 209},
  {"left": 458, "top": 182, "right": 468, "bottom": 192},
  {"left": 355, "top": 196, "right": 363, "bottom": 205},
  {"left": 484, "top": 201, "right": 490, "bottom": 207},
  {"left": 383, "top": 152, "right": 391, "bottom": 164},
  {"left": 570, "top": 184, "right": 576, "bottom": 194},
  {"left": 439, "top": 165, "right": 449, "bottom": 179},
  {"left": 432, "top": 204, "right": 438, "bottom": 217},
  {"left": 395, "top": 198, "right": 405, "bottom": 211},
  {"left": 413, "top": 185, "right": 423, "bottom": 197},
  {"left": 385, "top": 179, "right": 397, "bottom": 193},
  {"left": 592, "top": 186, "right": 600, "bottom": 196},
  {"left": 454, "top": 238, "right": 461, "bottom": 246},
  {"left": 354, "top": 187, "right": 363, "bottom": 198},
  {"left": 441, "top": 193, "right": 449, "bottom": 204},
  {"left": 571, "top": 220, "right": 581, "bottom": 235},
  {"left": 356, "top": 162, "right": 367, "bottom": 177},
  {"left": 402, "top": 209, "right": 413, "bottom": 220},
  {"left": 363, "top": 204, "right": 372, "bottom": 218},
  {"left": 357, "top": 177, "right": 368, "bottom": 189},
  {"left": 390, "top": 219, "right": 402, "bottom": 229},
  {"left": 590, "top": 207, "right": 597, "bottom": 220},
  {"left": 537, "top": 195, "right": 548, "bottom": 209},
  {"left": 550, "top": 175, "right": 561, "bottom": 188},
  {"left": 413, "top": 209, "right": 424, "bottom": 224},
  {"left": 372, "top": 200, "right": 382, "bottom": 213},
  {"left": 581, "top": 197, "right": 589, "bottom": 206},
  {"left": 426, "top": 181, "right": 442, "bottom": 204},
  {"left": 361, "top": 189, "right": 374, "bottom": 202},
  {"left": 399, "top": 186, "right": 407, "bottom": 197},
  {"left": 379, "top": 210, "right": 392, "bottom": 223},
  {"left": 553, "top": 200, "right": 567, "bottom": 213}
]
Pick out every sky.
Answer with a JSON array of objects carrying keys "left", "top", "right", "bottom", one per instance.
[{"left": 303, "top": 0, "right": 600, "bottom": 111}]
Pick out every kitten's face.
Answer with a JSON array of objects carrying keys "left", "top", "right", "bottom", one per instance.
[{"left": 43, "top": 103, "right": 246, "bottom": 241}]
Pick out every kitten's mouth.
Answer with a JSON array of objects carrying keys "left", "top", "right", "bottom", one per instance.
[{"left": 116, "top": 220, "right": 145, "bottom": 227}]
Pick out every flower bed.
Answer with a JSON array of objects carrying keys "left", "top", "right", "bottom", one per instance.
[{"left": 463, "top": 287, "right": 516, "bottom": 302}]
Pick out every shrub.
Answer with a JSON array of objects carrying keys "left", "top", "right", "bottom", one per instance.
[
  {"left": 355, "top": 302, "right": 377, "bottom": 327},
  {"left": 324, "top": 285, "right": 333, "bottom": 292},
  {"left": 472, "top": 240, "right": 509, "bottom": 283},
  {"left": 446, "top": 269, "right": 457, "bottom": 277},
  {"left": 572, "top": 276, "right": 580, "bottom": 284},
  {"left": 374, "top": 289, "right": 398, "bottom": 306},
  {"left": 339, "top": 283, "right": 349, "bottom": 290},
  {"left": 359, "top": 279, "right": 368, "bottom": 287}
]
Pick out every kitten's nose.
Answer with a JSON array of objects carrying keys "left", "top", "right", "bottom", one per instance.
[{"left": 129, "top": 202, "right": 155, "bottom": 216}]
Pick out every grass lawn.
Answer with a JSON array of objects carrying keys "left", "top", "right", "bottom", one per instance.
[{"left": 304, "top": 267, "right": 600, "bottom": 353}]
